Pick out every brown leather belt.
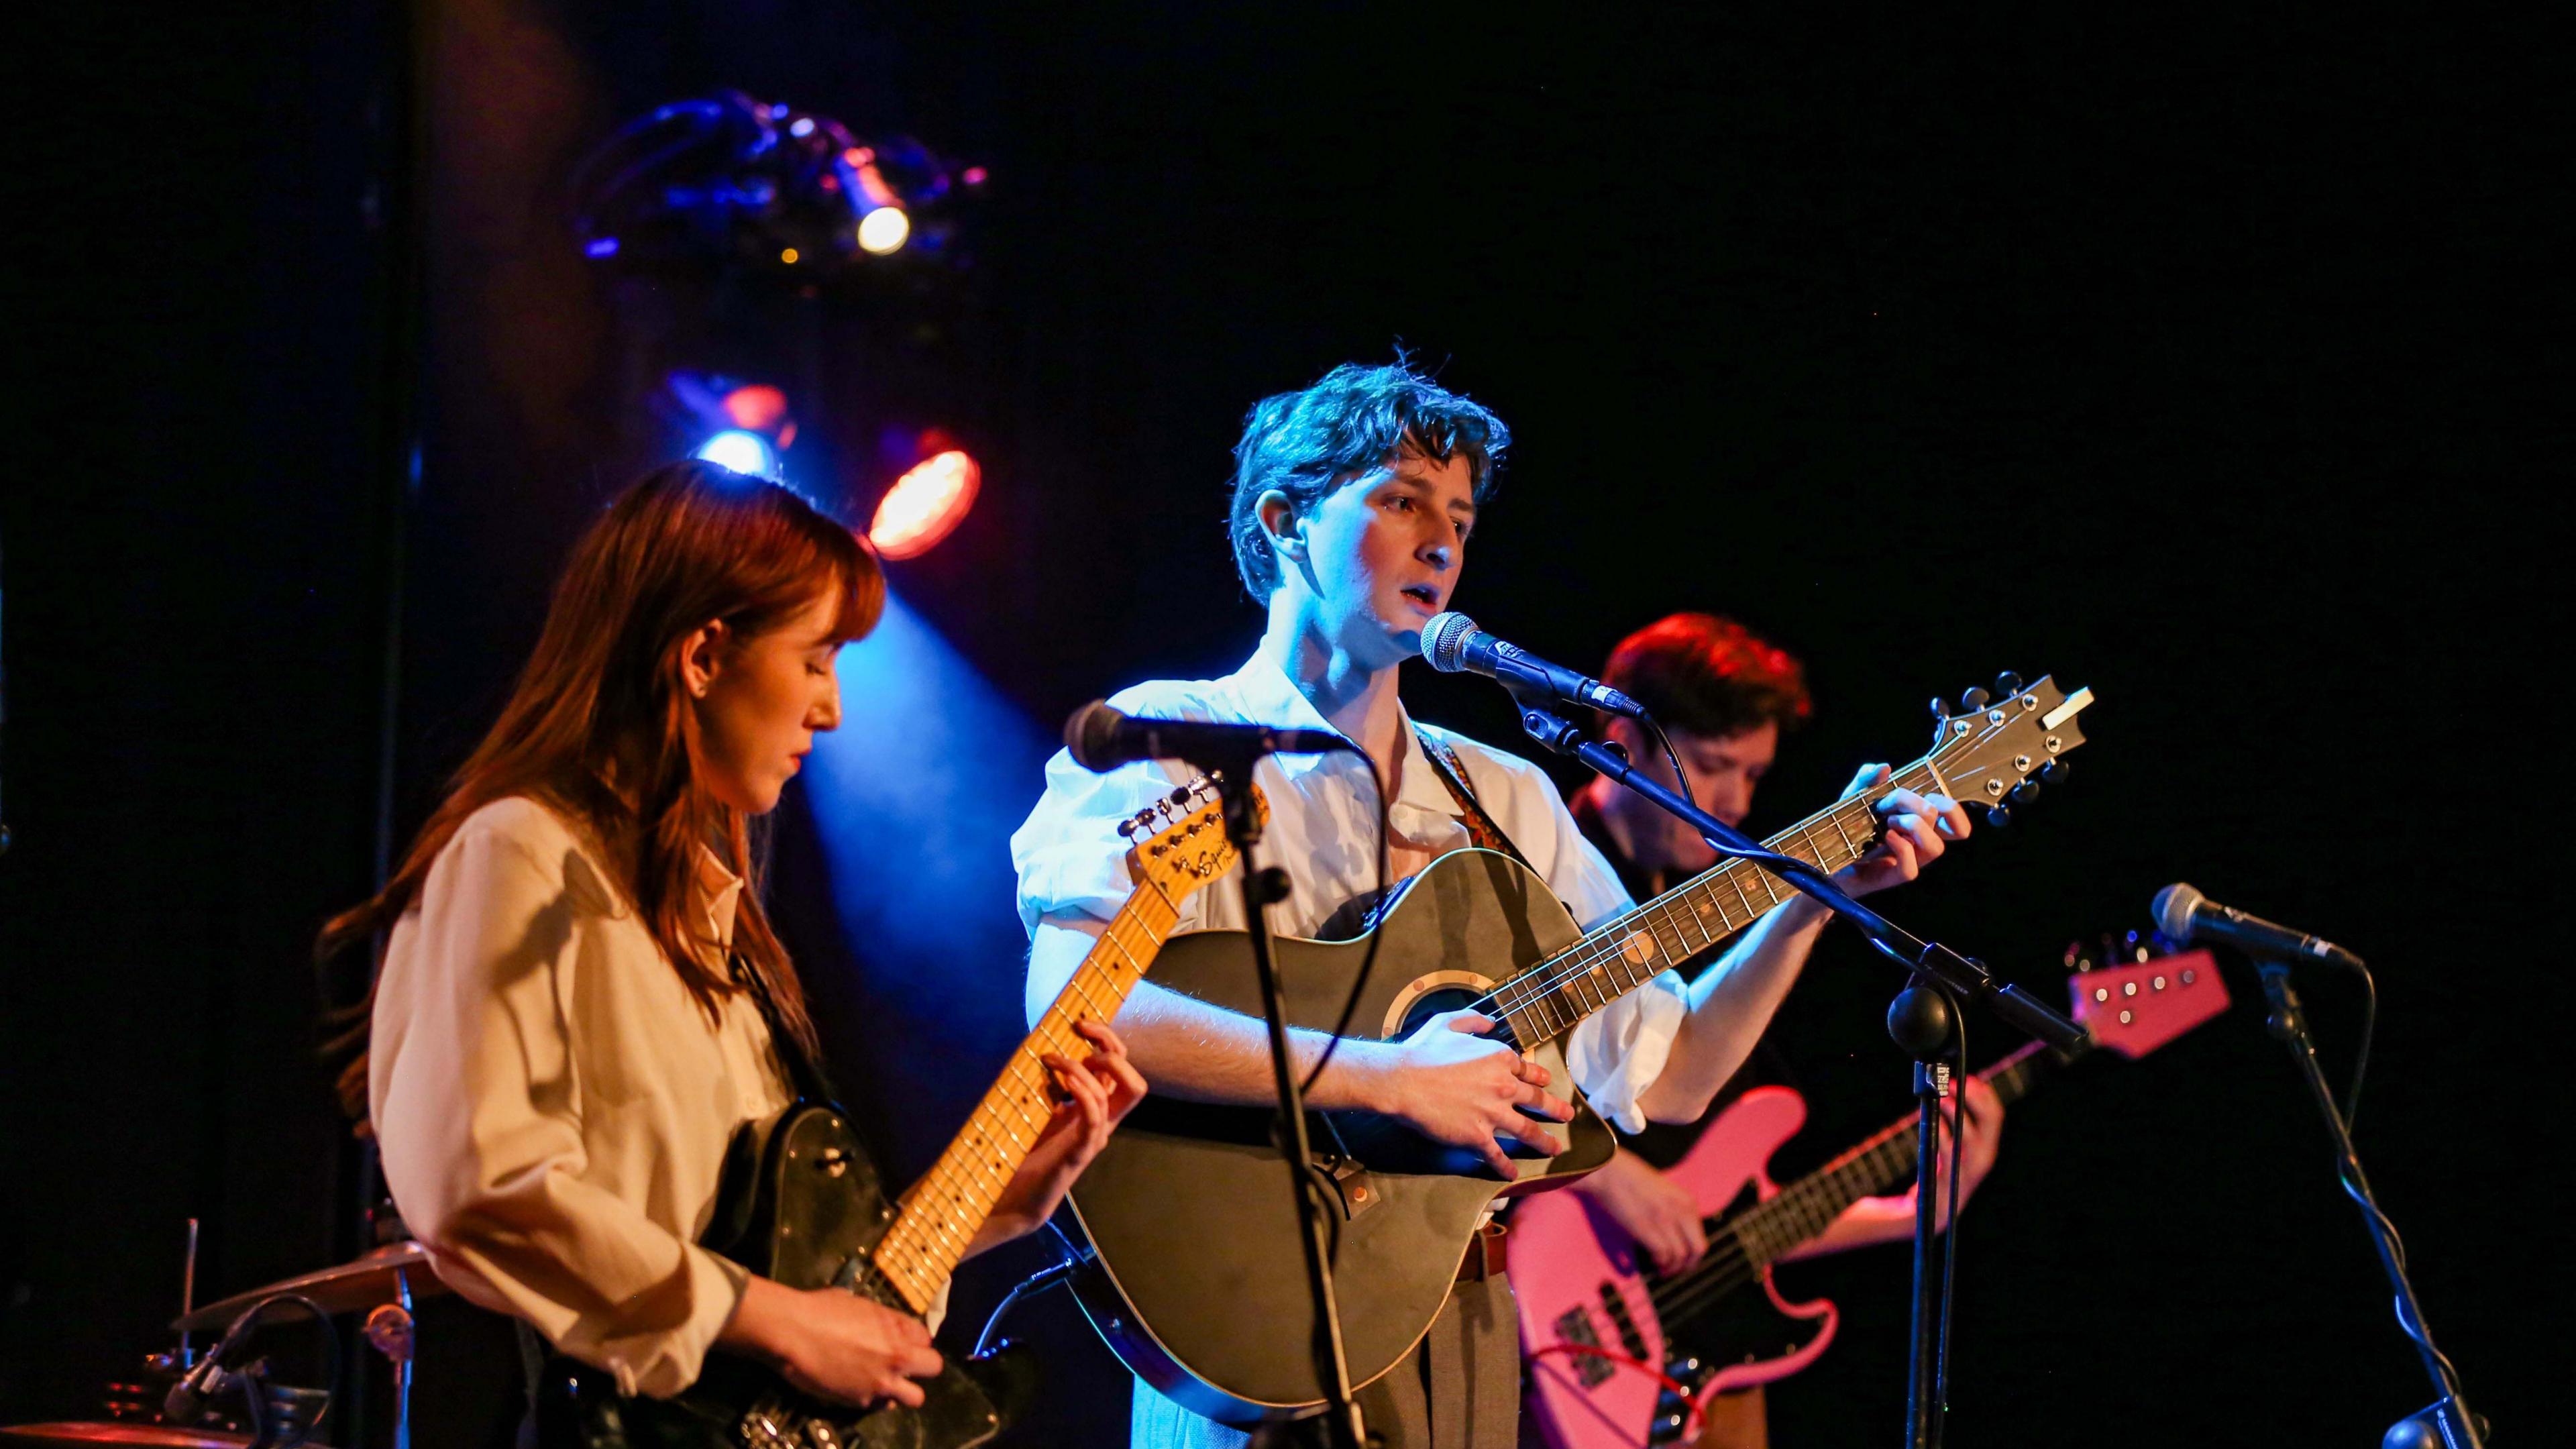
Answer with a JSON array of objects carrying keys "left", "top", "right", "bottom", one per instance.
[{"left": 1456, "top": 1220, "right": 1510, "bottom": 1283}]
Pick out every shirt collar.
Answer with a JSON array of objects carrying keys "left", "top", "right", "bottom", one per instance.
[
  {"left": 695, "top": 847, "right": 745, "bottom": 949},
  {"left": 1220, "top": 649, "right": 1470, "bottom": 827}
]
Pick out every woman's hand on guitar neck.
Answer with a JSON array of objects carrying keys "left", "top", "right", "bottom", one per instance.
[
  {"left": 971, "top": 1018, "right": 1149, "bottom": 1256},
  {"left": 1356, "top": 1010, "right": 1572, "bottom": 1178},
  {"left": 720, "top": 1275, "right": 945, "bottom": 1409}
]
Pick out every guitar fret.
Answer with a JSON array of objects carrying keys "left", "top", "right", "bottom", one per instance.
[
  {"left": 1725, "top": 867, "right": 1758, "bottom": 922},
  {"left": 1640, "top": 908, "right": 1686, "bottom": 973},
  {"left": 1503, "top": 747, "right": 1968, "bottom": 1050},
  {"left": 875, "top": 875, "right": 1187, "bottom": 1305},
  {"left": 1685, "top": 888, "right": 1728, "bottom": 941}
]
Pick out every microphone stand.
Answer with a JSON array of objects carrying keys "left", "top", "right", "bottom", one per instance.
[
  {"left": 2255, "top": 959, "right": 2483, "bottom": 1449},
  {"left": 1196, "top": 755, "right": 1366, "bottom": 1449},
  {"left": 1507, "top": 698, "right": 2083, "bottom": 1449}
]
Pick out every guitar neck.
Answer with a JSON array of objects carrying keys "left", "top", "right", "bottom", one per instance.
[
  {"left": 1726, "top": 1040, "right": 2062, "bottom": 1270},
  {"left": 867, "top": 881, "right": 1179, "bottom": 1314},
  {"left": 1482, "top": 760, "right": 1951, "bottom": 1049}
]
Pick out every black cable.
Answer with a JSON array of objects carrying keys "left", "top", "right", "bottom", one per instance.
[
  {"left": 972, "top": 1248, "right": 1080, "bottom": 1359},
  {"left": 1298, "top": 746, "right": 1394, "bottom": 1093},
  {"left": 209, "top": 1293, "right": 339, "bottom": 1449},
  {"left": 2345, "top": 961, "right": 2377, "bottom": 1130}
]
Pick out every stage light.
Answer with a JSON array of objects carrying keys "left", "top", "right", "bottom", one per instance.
[
  {"left": 574, "top": 93, "right": 980, "bottom": 276},
  {"left": 716, "top": 383, "right": 796, "bottom": 449},
  {"left": 868, "top": 449, "right": 979, "bottom": 559},
  {"left": 856, "top": 205, "right": 910, "bottom": 255},
  {"left": 694, "top": 429, "right": 782, "bottom": 480},
  {"left": 801, "top": 586, "right": 1050, "bottom": 981}
]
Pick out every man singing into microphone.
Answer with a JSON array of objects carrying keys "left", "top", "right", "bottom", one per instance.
[{"left": 1009, "top": 360, "right": 1969, "bottom": 1449}]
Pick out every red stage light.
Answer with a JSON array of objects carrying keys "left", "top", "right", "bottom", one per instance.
[
  {"left": 720, "top": 384, "right": 796, "bottom": 449},
  {"left": 868, "top": 449, "right": 981, "bottom": 559}
]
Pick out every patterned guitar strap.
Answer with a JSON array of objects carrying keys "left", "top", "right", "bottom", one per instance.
[{"left": 1415, "top": 727, "right": 1535, "bottom": 871}]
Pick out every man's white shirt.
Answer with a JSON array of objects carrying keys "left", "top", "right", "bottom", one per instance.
[{"left": 1010, "top": 649, "right": 1688, "bottom": 1131}]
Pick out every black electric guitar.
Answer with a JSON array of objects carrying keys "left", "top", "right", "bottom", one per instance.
[
  {"left": 1061, "top": 676, "right": 2095, "bottom": 1425},
  {"left": 539, "top": 778, "right": 1256, "bottom": 1449}
]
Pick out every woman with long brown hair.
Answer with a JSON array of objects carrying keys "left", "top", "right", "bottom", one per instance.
[{"left": 331, "top": 461, "right": 1143, "bottom": 1408}]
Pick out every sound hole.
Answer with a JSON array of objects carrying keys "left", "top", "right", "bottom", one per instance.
[{"left": 1398, "top": 984, "right": 1491, "bottom": 1040}]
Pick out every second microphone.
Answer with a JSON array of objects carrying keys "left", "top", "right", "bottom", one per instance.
[{"left": 1064, "top": 701, "right": 1353, "bottom": 773}]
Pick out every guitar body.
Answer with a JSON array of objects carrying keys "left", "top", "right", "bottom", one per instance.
[
  {"left": 1517, "top": 1088, "right": 1837, "bottom": 1449},
  {"left": 539, "top": 1106, "right": 1032, "bottom": 1449},
  {"left": 1064, "top": 849, "right": 1619, "bottom": 1424}
]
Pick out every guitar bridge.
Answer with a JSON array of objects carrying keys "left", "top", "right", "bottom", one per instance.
[{"left": 738, "top": 1397, "right": 843, "bottom": 1449}]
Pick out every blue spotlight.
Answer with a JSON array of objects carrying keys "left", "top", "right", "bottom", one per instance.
[
  {"left": 800, "top": 590, "right": 1051, "bottom": 972},
  {"left": 694, "top": 429, "right": 782, "bottom": 480}
]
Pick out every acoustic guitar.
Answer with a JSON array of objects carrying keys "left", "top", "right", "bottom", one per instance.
[{"left": 1061, "top": 676, "right": 2094, "bottom": 1424}]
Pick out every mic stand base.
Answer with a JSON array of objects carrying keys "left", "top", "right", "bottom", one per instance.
[
  {"left": 2257, "top": 961, "right": 2483, "bottom": 1449},
  {"left": 1207, "top": 762, "right": 1366, "bottom": 1449}
]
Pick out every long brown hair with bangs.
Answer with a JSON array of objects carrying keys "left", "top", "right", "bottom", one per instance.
[{"left": 323, "top": 460, "right": 883, "bottom": 1117}]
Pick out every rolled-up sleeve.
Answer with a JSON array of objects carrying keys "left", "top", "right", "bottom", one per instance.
[
  {"left": 369, "top": 820, "right": 745, "bottom": 1398},
  {"left": 1010, "top": 743, "right": 1188, "bottom": 938},
  {"left": 1564, "top": 979, "right": 1689, "bottom": 1133},
  {"left": 1459, "top": 743, "right": 1693, "bottom": 1134}
]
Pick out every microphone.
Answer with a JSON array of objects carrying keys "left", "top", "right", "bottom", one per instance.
[
  {"left": 1419, "top": 612, "right": 1647, "bottom": 719},
  {"left": 1064, "top": 701, "right": 1349, "bottom": 773},
  {"left": 164, "top": 1302, "right": 262, "bottom": 1424},
  {"left": 2153, "top": 883, "right": 2365, "bottom": 970}
]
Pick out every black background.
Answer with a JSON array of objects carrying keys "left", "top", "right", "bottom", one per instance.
[{"left": 6, "top": 3, "right": 2567, "bottom": 1445}]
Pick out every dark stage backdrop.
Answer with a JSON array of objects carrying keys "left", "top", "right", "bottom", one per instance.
[{"left": 7, "top": 4, "right": 2568, "bottom": 1446}]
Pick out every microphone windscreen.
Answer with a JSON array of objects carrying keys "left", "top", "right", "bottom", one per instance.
[
  {"left": 2152, "top": 882, "right": 2204, "bottom": 941},
  {"left": 1065, "top": 700, "right": 1124, "bottom": 773},
  {"left": 1421, "top": 612, "right": 1477, "bottom": 672}
]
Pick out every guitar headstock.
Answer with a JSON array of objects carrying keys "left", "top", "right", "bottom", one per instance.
[
  {"left": 2068, "top": 949, "right": 2230, "bottom": 1059},
  {"left": 1923, "top": 672, "right": 2094, "bottom": 828},
  {"left": 1118, "top": 773, "right": 1264, "bottom": 903}
]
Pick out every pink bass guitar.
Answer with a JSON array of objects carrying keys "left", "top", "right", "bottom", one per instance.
[{"left": 1515, "top": 951, "right": 2230, "bottom": 1449}]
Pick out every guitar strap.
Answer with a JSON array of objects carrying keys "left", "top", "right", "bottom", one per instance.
[
  {"left": 1414, "top": 727, "right": 1536, "bottom": 871},
  {"left": 729, "top": 950, "right": 839, "bottom": 1106}
]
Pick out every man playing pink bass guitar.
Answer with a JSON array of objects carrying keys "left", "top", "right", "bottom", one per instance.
[{"left": 1554, "top": 613, "right": 2005, "bottom": 1449}]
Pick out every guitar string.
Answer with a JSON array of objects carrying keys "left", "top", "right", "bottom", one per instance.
[
  {"left": 1499, "top": 700, "right": 2052, "bottom": 1042},
  {"left": 885, "top": 891, "right": 1174, "bottom": 1285},
  {"left": 1485, "top": 757, "right": 1948, "bottom": 1032},
  {"left": 1646, "top": 1046, "right": 2052, "bottom": 1327},
  {"left": 1479, "top": 761, "right": 1948, "bottom": 1042},
  {"left": 1711, "top": 1046, "right": 2046, "bottom": 1277}
]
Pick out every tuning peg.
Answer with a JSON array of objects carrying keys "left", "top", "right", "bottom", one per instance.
[
  {"left": 1928, "top": 696, "right": 1949, "bottom": 722},
  {"left": 1994, "top": 671, "right": 2024, "bottom": 696},
  {"left": 2010, "top": 780, "right": 2042, "bottom": 806},
  {"left": 2038, "top": 758, "right": 2069, "bottom": 786},
  {"left": 1983, "top": 804, "right": 2011, "bottom": 828},
  {"left": 1960, "top": 686, "right": 1990, "bottom": 712}
]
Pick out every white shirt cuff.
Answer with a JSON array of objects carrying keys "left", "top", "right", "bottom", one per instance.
[{"left": 1564, "top": 970, "right": 1690, "bottom": 1134}]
